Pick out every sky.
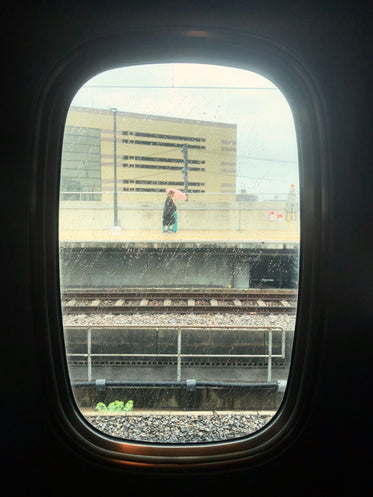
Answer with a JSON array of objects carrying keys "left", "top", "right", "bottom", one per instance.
[{"left": 71, "top": 63, "right": 299, "bottom": 197}]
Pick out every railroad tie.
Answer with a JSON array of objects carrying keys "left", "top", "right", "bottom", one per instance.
[
  {"left": 257, "top": 299, "right": 266, "bottom": 307},
  {"left": 188, "top": 299, "right": 196, "bottom": 306},
  {"left": 91, "top": 299, "right": 101, "bottom": 306},
  {"left": 140, "top": 299, "right": 148, "bottom": 306},
  {"left": 281, "top": 299, "right": 291, "bottom": 307},
  {"left": 164, "top": 299, "right": 172, "bottom": 306},
  {"left": 65, "top": 299, "right": 76, "bottom": 306},
  {"left": 210, "top": 299, "right": 218, "bottom": 306},
  {"left": 234, "top": 299, "right": 242, "bottom": 306},
  {"left": 115, "top": 299, "right": 124, "bottom": 306}
]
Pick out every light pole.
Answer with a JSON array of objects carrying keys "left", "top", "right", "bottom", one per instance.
[
  {"left": 110, "top": 108, "right": 121, "bottom": 231},
  {"left": 182, "top": 143, "right": 189, "bottom": 196}
]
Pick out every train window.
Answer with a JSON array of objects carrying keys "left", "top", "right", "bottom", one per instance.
[{"left": 59, "top": 63, "right": 299, "bottom": 445}]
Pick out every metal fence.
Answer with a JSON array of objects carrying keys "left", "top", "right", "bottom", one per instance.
[{"left": 65, "top": 325, "right": 285, "bottom": 383}]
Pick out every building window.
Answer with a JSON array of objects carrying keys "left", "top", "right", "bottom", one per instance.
[{"left": 60, "top": 126, "right": 101, "bottom": 200}]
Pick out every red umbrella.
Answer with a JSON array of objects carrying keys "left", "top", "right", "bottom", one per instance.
[{"left": 165, "top": 188, "right": 187, "bottom": 200}]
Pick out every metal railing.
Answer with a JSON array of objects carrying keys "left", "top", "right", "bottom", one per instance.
[{"left": 65, "top": 325, "right": 285, "bottom": 383}]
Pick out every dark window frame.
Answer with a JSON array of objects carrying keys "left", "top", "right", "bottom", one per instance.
[{"left": 29, "top": 27, "right": 328, "bottom": 470}]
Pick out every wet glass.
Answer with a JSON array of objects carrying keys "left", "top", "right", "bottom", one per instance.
[{"left": 59, "top": 63, "right": 299, "bottom": 443}]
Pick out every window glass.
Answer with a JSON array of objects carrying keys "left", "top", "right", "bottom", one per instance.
[{"left": 59, "top": 63, "right": 299, "bottom": 443}]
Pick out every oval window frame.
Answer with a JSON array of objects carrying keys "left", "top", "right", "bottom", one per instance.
[{"left": 30, "top": 26, "right": 328, "bottom": 469}]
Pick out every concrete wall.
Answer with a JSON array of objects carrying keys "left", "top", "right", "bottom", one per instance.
[
  {"left": 59, "top": 199, "right": 299, "bottom": 234},
  {"left": 59, "top": 246, "right": 298, "bottom": 288},
  {"left": 73, "top": 384, "right": 284, "bottom": 411},
  {"left": 65, "top": 327, "right": 290, "bottom": 362}
]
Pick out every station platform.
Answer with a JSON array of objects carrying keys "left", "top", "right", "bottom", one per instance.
[
  {"left": 59, "top": 228, "right": 300, "bottom": 249},
  {"left": 59, "top": 228, "right": 299, "bottom": 287}
]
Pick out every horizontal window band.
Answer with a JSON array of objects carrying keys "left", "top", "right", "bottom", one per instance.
[
  {"left": 122, "top": 179, "right": 205, "bottom": 186},
  {"left": 122, "top": 139, "right": 205, "bottom": 149},
  {"left": 122, "top": 155, "right": 205, "bottom": 164},
  {"left": 122, "top": 187, "right": 205, "bottom": 192},
  {"left": 122, "top": 131, "right": 205, "bottom": 142},
  {"left": 122, "top": 163, "right": 205, "bottom": 172}
]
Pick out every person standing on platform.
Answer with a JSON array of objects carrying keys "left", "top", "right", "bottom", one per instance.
[{"left": 162, "top": 190, "right": 177, "bottom": 232}]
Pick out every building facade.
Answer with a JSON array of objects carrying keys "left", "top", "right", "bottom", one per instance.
[{"left": 61, "top": 106, "right": 237, "bottom": 201}]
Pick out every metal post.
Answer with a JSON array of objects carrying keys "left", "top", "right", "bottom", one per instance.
[
  {"left": 87, "top": 328, "right": 92, "bottom": 382},
  {"left": 182, "top": 144, "right": 189, "bottom": 196},
  {"left": 267, "top": 329, "right": 272, "bottom": 382},
  {"left": 110, "top": 108, "right": 120, "bottom": 230},
  {"left": 177, "top": 328, "right": 182, "bottom": 381}
]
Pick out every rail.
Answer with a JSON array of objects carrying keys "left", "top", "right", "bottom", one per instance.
[
  {"left": 61, "top": 289, "right": 298, "bottom": 314},
  {"left": 65, "top": 325, "right": 285, "bottom": 383}
]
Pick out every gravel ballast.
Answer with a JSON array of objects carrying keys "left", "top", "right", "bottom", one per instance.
[
  {"left": 86, "top": 412, "right": 273, "bottom": 443},
  {"left": 64, "top": 311, "right": 296, "bottom": 329}
]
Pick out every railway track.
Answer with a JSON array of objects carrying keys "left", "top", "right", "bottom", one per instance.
[{"left": 62, "top": 288, "right": 297, "bottom": 314}]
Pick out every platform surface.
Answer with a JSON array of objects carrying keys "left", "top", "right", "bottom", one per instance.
[{"left": 59, "top": 228, "right": 300, "bottom": 249}]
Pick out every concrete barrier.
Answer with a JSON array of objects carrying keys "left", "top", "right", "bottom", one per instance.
[
  {"left": 59, "top": 199, "right": 299, "bottom": 234},
  {"left": 72, "top": 382, "right": 284, "bottom": 411}
]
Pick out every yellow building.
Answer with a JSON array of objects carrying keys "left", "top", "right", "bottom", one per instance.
[{"left": 61, "top": 106, "right": 236, "bottom": 201}]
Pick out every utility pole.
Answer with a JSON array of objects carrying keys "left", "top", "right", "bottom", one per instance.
[{"left": 182, "top": 144, "right": 189, "bottom": 197}]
